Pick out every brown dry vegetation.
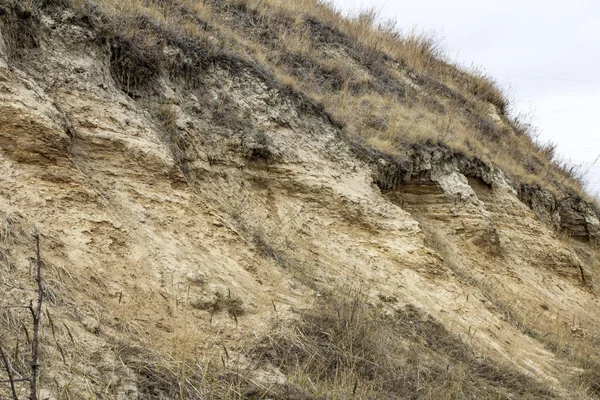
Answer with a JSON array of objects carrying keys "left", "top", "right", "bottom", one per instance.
[
  {"left": 52, "top": 0, "right": 595, "bottom": 201},
  {"left": 2, "top": 215, "right": 597, "bottom": 399},
  {"left": 1, "top": 0, "right": 600, "bottom": 399},
  {"left": 256, "top": 287, "right": 557, "bottom": 399},
  {"left": 421, "top": 225, "right": 600, "bottom": 400},
  {"left": 0, "top": 260, "right": 562, "bottom": 399}
]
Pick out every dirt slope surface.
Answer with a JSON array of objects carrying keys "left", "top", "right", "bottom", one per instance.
[{"left": 0, "top": 2, "right": 599, "bottom": 399}]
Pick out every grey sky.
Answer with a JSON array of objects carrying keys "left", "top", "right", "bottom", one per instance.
[{"left": 331, "top": 0, "right": 600, "bottom": 196}]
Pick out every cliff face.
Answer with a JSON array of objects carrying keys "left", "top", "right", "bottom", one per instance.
[{"left": 0, "top": 1, "right": 599, "bottom": 399}]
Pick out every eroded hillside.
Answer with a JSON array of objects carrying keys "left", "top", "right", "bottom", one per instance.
[{"left": 0, "top": 0, "right": 599, "bottom": 399}]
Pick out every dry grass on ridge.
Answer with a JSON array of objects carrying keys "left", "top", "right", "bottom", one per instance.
[{"left": 54, "top": 0, "right": 594, "bottom": 201}]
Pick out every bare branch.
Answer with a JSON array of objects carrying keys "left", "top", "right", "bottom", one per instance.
[
  {"left": 0, "top": 378, "right": 29, "bottom": 383},
  {"left": 29, "top": 232, "right": 42, "bottom": 400},
  {"left": 0, "top": 282, "right": 37, "bottom": 292},
  {"left": 0, "top": 345, "right": 19, "bottom": 400}
]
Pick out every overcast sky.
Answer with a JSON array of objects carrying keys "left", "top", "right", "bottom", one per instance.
[{"left": 331, "top": 0, "right": 600, "bottom": 196}]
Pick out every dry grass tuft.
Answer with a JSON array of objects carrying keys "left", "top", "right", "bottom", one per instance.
[
  {"left": 256, "top": 287, "right": 555, "bottom": 399},
  {"left": 191, "top": 290, "right": 245, "bottom": 320}
]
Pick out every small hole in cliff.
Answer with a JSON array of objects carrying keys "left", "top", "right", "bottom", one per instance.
[
  {"left": 241, "top": 131, "right": 275, "bottom": 162},
  {"left": 108, "top": 34, "right": 160, "bottom": 97}
]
